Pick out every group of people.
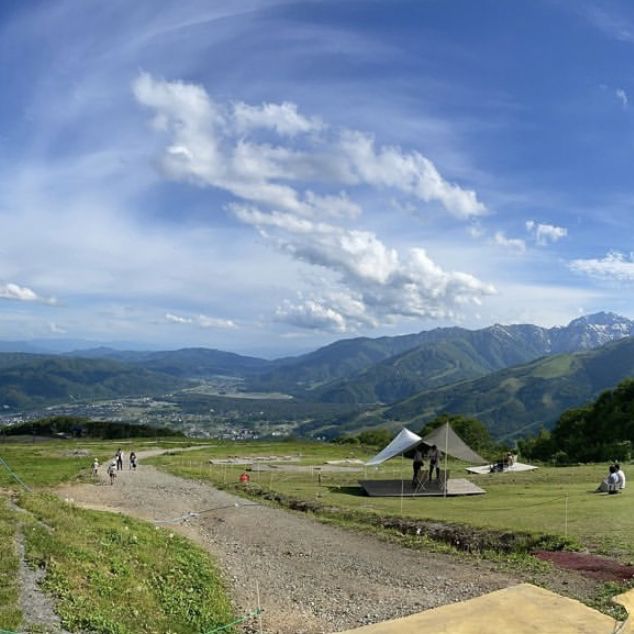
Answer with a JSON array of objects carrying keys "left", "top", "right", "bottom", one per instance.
[
  {"left": 91, "top": 449, "right": 138, "bottom": 485},
  {"left": 600, "top": 463, "right": 626, "bottom": 494},
  {"left": 412, "top": 444, "right": 441, "bottom": 487}
]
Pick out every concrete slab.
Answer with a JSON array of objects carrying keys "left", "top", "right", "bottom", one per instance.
[
  {"left": 359, "top": 478, "right": 485, "bottom": 497},
  {"left": 336, "top": 584, "right": 619, "bottom": 634}
]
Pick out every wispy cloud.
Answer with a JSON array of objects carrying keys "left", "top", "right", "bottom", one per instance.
[
  {"left": 525, "top": 220, "right": 568, "bottom": 245},
  {"left": 492, "top": 231, "right": 526, "bottom": 254},
  {"left": 165, "top": 313, "right": 237, "bottom": 329},
  {"left": 569, "top": 251, "right": 634, "bottom": 282},
  {"left": 0, "top": 282, "right": 56, "bottom": 304},
  {"left": 616, "top": 88, "right": 629, "bottom": 109}
]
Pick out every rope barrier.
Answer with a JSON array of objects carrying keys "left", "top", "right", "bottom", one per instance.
[
  {"left": 203, "top": 608, "right": 263, "bottom": 633},
  {"left": 0, "top": 457, "right": 31, "bottom": 492},
  {"left": 153, "top": 502, "right": 260, "bottom": 524}
]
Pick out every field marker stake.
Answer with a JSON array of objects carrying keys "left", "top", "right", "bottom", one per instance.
[
  {"left": 564, "top": 494, "right": 568, "bottom": 538},
  {"left": 256, "top": 579, "right": 263, "bottom": 634}
]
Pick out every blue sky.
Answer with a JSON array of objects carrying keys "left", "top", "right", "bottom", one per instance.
[{"left": 2, "top": 0, "right": 634, "bottom": 356}]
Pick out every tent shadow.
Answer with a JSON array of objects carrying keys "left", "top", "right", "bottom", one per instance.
[{"left": 327, "top": 485, "right": 366, "bottom": 497}]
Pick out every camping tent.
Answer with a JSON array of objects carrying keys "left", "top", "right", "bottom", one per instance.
[{"left": 365, "top": 422, "right": 485, "bottom": 467}]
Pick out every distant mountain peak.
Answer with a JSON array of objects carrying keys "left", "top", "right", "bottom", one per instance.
[{"left": 567, "top": 311, "right": 629, "bottom": 327}]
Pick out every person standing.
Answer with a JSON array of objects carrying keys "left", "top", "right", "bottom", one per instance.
[
  {"left": 116, "top": 448, "right": 123, "bottom": 471},
  {"left": 412, "top": 447, "right": 424, "bottom": 487},
  {"left": 107, "top": 461, "right": 117, "bottom": 485},
  {"left": 428, "top": 444, "right": 440, "bottom": 481},
  {"left": 91, "top": 458, "right": 99, "bottom": 478},
  {"left": 130, "top": 451, "right": 137, "bottom": 471}
]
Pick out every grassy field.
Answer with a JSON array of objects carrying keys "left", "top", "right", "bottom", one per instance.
[
  {"left": 0, "top": 497, "right": 21, "bottom": 630},
  {"left": 0, "top": 438, "right": 234, "bottom": 634},
  {"left": 148, "top": 441, "right": 634, "bottom": 561}
]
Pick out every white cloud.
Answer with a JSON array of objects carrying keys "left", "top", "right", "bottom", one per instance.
[
  {"left": 133, "top": 73, "right": 486, "bottom": 220},
  {"left": 233, "top": 101, "right": 324, "bottom": 136},
  {"left": 165, "top": 312, "right": 236, "bottom": 329},
  {"left": 569, "top": 251, "right": 634, "bottom": 282},
  {"left": 0, "top": 282, "right": 55, "bottom": 304},
  {"left": 338, "top": 130, "right": 486, "bottom": 219},
  {"left": 616, "top": 88, "right": 629, "bottom": 109},
  {"left": 492, "top": 231, "right": 526, "bottom": 254},
  {"left": 525, "top": 220, "right": 568, "bottom": 245},
  {"left": 233, "top": 204, "right": 495, "bottom": 332},
  {"left": 134, "top": 73, "right": 494, "bottom": 333},
  {"left": 49, "top": 322, "right": 67, "bottom": 334},
  {"left": 196, "top": 314, "right": 237, "bottom": 329}
]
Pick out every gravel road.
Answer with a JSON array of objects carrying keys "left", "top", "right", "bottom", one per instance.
[{"left": 58, "top": 453, "right": 518, "bottom": 633}]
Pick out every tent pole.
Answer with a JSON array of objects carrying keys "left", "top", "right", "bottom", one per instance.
[
  {"left": 400, "top": 452, "right": 404, "bottom": 515},
  {"left": 443, "top": 423, "right": 449, "bottom": 498}
]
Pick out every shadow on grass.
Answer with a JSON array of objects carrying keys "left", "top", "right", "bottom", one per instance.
[{"left": 327, "top": 485, "right": 366, "bottom": 497}]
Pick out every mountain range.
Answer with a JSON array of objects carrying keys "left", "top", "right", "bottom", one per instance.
[{"left": 1, "top": 312, "right": 634, "bottom": 440}]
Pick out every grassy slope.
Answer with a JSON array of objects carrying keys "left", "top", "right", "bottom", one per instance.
[
  {"left": 22, "top": 493, "right": 233, "bottom": 634},
  {"left": 0, "top": 498, "right": 20, "bottom": 630},
  {"left": 0, "top": 439, "right": 234, "bottom": 634}
]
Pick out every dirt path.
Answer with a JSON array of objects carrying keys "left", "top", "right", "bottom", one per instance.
[{"left": 57, "top": 448, "right": 523, "bottom": 633}]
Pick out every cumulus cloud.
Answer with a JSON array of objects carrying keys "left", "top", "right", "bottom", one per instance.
[
  {"left": 0, "top": 282, "right": 55, "bottom": 304},
  {"left": 526, "top": 220, "right": 568, "bottom": 245},
  {"left": 135, "top": 73, "right": 493, "bottom": 332},
  {"left": 165, "top": 312, "right": 236, "bottom": 328},
  {"left": 133, "top": 73, "right": 486, "bottom": 219},
  {"left": 492, "top": 231, "right": 526, "bottom": 254},
  {"left": 233, "top": 101, "right": 324, "bottom": 136},
  {"left": 234, "top": 204, "right": 495, "bottom": 332},
  {"left": 569, "top": 251, "right": 634, "bottom": 281}
]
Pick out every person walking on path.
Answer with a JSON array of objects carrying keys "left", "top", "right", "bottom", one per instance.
[
  {"left": 116, "top": 448, "right": 124, "bottom": 471},
  {"left": 92, "top": 458, "right": 99, "bottom": 478},
  {"left": 107, "top": 461, "right": 117, "bottom": 485},
  {"left": 130, "top": 451, "right": 137, "bottom": 471}
]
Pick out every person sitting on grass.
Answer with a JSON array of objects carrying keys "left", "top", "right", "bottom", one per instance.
[
  {"left": 608, "top": 465, "right": 620, "bottom": 494},
  {"left": 615, "top": 463, "right": 626, "bottom": 490}
]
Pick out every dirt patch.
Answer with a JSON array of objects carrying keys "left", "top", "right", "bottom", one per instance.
[{"left": 534, "top": 551, "right": 634, "bottom": 582}]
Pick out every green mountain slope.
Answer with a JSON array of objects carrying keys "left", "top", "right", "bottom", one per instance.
[
  {"left": 0, "top": 355, "right": 184, "bottom": 410},
  {"left": 384, "top": 336, "right": 634, "bottom": 439},
  {"left": 314, "top": 326, "right": 550, "bottom": 404}
]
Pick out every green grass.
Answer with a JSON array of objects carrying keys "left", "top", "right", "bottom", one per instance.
[
  {"left": 148, "top": 441, "right": 634, "bottom": 560},
  {"left": 0, "top": 438, "right": 206, "bottom": 489},
  {"left": 0, "top": 497, "right": 21, "bottom": 630},
  {"left": 19, "top": 492, "right": 234, "bottom": 634},
  {"left": 0, "top": 438, "right": 234, "bottom": 634}
]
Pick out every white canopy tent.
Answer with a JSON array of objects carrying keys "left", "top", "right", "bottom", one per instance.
[
  {"left": 364, "top": 428, "right": 423, "bottom": 467},
  {"left": 365, "top": 423, "right": 485, "bottom": 467}
]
